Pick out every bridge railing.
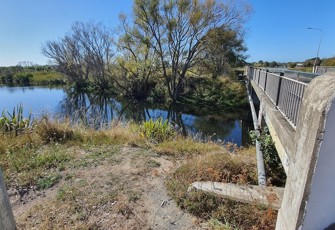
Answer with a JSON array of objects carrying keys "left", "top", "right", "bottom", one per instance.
[{"left": 248, "top": 67, "right": 308, "bottom": 128}]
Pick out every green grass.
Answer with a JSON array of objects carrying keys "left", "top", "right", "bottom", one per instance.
[
  {"left": 31, "top": 70, "right": 66, "bottom": 85},
  {"left": 37, "top": 173, "right": 62, "bottom": 190}
]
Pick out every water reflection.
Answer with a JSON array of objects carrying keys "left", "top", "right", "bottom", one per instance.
[
  {"left": 0, "top": 86, "right": 252, "bottom": 146},
  {"left": 57, "top": 90, "right": 252, "bottom": 145}
]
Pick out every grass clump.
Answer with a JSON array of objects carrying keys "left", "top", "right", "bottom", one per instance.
[
  {"left": 166, "top": 148, "right": 277, "bottom": 229},
  {"left": 79, "top": 122, "right": 144, "bottom": 146},
  {"left": 140, "top": 118, "right": 176, "bottom": 143},
  {"left": 36, "top": 116, "right": 76, "bottom": 143}
]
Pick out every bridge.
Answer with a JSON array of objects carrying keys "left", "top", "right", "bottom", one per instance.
[
  {"left": 246, "top": 67, "right": 335, "bottom": 229},
  {"left": 0, "top": 67, "right": 334, "bottom": 229},
  {"left": 190, "top": 67, "right": 335, "bottom": 230}
]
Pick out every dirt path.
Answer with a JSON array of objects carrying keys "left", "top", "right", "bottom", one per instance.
[{"left": 9, "top": 146, "right": 201, "bottom": 229}]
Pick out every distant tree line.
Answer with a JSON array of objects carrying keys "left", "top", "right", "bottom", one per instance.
[
  {"left": 252, "top": 57, "right": 335, "bottom": 69},
  {"left": 0, "top": 65, "right": 65, "bottom": 86},
  {"left": 42, "top": 0, "right": 251, "bottom": 102}
]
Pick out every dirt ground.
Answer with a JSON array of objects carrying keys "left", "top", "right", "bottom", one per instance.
[{"left": 8, "top": 145, "right": 202, "bottom": 229}]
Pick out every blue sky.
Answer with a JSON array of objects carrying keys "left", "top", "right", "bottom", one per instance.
[{"left": 0, "top": 0, "right": 334, "bottom": 66}]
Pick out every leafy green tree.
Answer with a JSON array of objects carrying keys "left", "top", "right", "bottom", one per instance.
[
  {"left": 321, "top": 57, "right": 335, "bottom": 66},
  {"left": 199, "top": 28, "right": 247, "bottom": 77},
  {"left": 287, "top": 62, "right": 296, "bottom": 68},
  {"left": 116, "top": 14, "right": 159, "bottom": 99},
  {"left": 269, "top": 61, "right": 277, "bottom": 68},
  {"left": 131, "top": 0, "right": 251, "bottom": 101}
]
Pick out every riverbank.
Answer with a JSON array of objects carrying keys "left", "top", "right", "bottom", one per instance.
[{"left": 0, "top": 118, "right": 277, "bottom": 229}]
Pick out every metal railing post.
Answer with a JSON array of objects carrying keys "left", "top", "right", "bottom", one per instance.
[
  {"left": 276, "top": 72, "right": 284, "bottom": 106},
  {"left": 264, "top": 70, "right": 269, "bottom": 92}
]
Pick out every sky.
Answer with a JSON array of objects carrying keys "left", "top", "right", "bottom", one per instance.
[{"left": 0, "top": 0, "right": 334, "bottom": 66}]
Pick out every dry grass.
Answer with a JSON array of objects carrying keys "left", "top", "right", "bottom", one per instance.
[
  {"left": 154, "top": 138, "right": 222, "bottom": 156},
  {"left": 166, "top": 146, "right": 278, "bottom": 229},
  {"left": 2, "top": 117, "right": 278, "bottom": 229},
  {"left": 0, "top": 119, "right": 145, "bottom": 189}
]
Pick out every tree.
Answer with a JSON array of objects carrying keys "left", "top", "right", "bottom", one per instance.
[
  {"left": 42, "top": 32, "right": 89, "bottom": 88},
  {"left": 42, "top": 22, "right": 123, "bottom": 92},
  {"left": 199, "top": 28, "right": 247, "bottom": 77},
  {"left": 131, "top": 0, "right": 251, "bottom": 101},
  {"left": 269, "top": 61, "right": 277, "bottom": 68},
  {"left": 287, "top": 62, "right": 296, "bottom": 68},
  {"left": 116, "top": 14, "right": 159, "bottom": 99}
]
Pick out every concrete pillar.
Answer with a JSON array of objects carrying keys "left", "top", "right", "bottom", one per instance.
[
  {"left": 0, "top": 169, "right": 16, "bottom": 230},
  {"left": 276, "top": 75, "right": 335, "bottom": 229}
]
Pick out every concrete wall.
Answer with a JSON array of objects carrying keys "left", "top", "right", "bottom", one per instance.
[
  {"left": 316, "top": 66, "right": 335, "bottom": 74},
  {"left": 276, "top": 75, "right": 335, "bottom": 229}
]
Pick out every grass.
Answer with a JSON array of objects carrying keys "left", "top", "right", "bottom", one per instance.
[
  {"left": 165, "top": 147, "right": 278, "bottom": 229},
  {"left": 0, "top": 118, "right": 145, "bottom": 189},
  {"left": 140, "top": 117, "right": 176, "bottom": 143},
  {"left": 154, "top": 137, "right": 222, "bottom": 156},
  {"left": 0, "top": 114, "right": 281, "bottom": 229},
  {"left": 30, "top": 70, "right": 66, "bottom": 85}
]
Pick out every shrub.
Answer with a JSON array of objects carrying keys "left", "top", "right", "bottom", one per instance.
[
  {"left": 0, "top": 104, "right": 32, "bottom": 135},
  {"left": 15, "top": 73, "right": 33, "bottom": 86},
  {"left": 140, "top": 118, "right": 176, "bottom": 143}
]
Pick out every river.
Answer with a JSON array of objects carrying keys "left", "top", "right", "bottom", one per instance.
[{"left": 0, "top": 86, "right": 253, "bottom": 146}]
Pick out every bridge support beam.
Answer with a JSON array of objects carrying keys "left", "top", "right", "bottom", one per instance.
[{"left": 276, "top": 75, "right": 335, "bottom": 229}]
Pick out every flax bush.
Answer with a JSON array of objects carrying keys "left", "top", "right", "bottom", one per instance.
[
  {"left": 140, "top": 118, "right": 176, "bottom": 143},
  {"left": 0, "top": 104, "right": 32, "bottom": 135}
]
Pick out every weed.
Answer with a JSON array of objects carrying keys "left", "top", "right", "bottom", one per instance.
[
  {"left": 206, "top": 218, "right": 238, "bottom": 230},
  {"left": 127, "top": 190, "right": 142, "bottom": 203},
  {"left": 250, "top": 127, "right": 286, "bottom": 187},
  {"left": 146, "top": 159, "right": 161, "bottom": 168},
  {"left": 37, "top": 173, "right": 62, "bottom": 190}
]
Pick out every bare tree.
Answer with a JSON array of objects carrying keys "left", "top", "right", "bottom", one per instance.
[
  {"left": 42, "top": 34, "right": 89, "bottom": 88},
  {"left": 132, "top": 0, "right": 251, "bottom": 101},
  {"left": 42, "top": 21, "right": 123, "bottom": 92}
]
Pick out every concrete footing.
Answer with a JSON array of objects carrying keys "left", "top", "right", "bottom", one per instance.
[{"left": 189, "top": 182, "right": 284, "bottom": 210}]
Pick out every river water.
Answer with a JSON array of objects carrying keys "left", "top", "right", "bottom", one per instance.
[{"left": 0, "top": 86, "right": 252, "bottom": 146}]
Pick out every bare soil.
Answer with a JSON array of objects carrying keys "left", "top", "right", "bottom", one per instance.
[{"left": 9, "top": 145, "right": 202, "bottom": 229}]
